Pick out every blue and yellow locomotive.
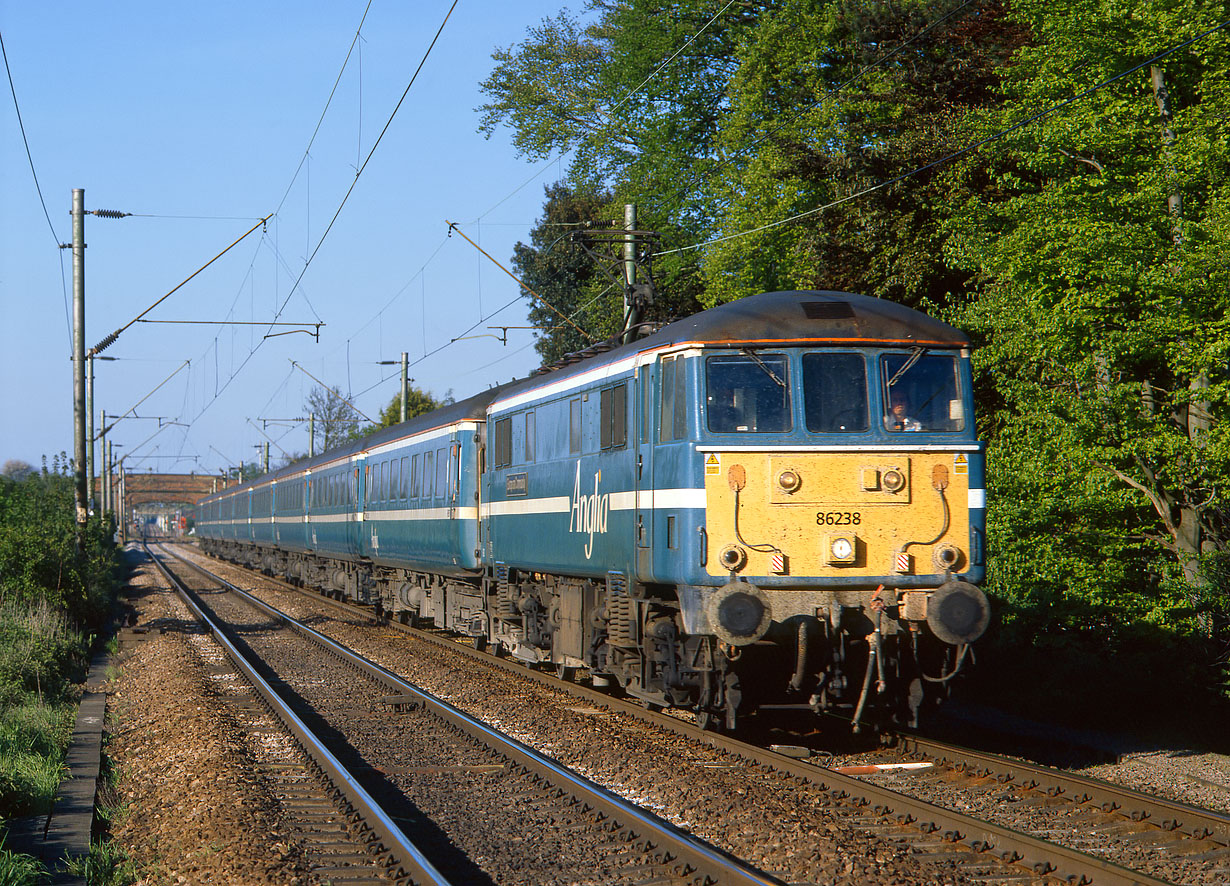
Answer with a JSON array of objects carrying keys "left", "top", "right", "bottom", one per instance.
[{"left": 197, "top": 291, "right": 989, "bottom": 730}]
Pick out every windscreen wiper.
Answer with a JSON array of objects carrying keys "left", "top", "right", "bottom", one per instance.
[
  {"left": 740, "top": 348, "right": 786, "bottom": 388},
  {"left": 886, "top": 347, "right": 926, "bottom": 388}
]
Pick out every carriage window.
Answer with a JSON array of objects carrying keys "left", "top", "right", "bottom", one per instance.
[
  {"left": 640, "top": 368, "right": 653, "bottom": 443},
  {"left": 411, "top": 454, "right": 420, "bottom": 498},
  {"left": 525, "top": 411, "right": 535, "bottom": 463},
  {"left": 423, "top": 451, "right": 434, "bottom": 498},
  {"left": 706, "top": 353, "right": 791, "bottom": 433},
  {"left": 881, "top": 352, "right": 965, "bottom": 432},
  {"left": 449, "top": 443, "right": 460, "bottom": 500},
  {"left": 399, "top": 457, "right": 408, "bottom": 499},
  {"left": 435, "top": 447, "right": 448, "bottom": 498},
  {"left": 803, "top": 353, "right": 868, "bottom": 433}
]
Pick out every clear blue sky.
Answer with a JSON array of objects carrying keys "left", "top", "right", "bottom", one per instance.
[{"left": 1, "top": 1, "right": 580, "bottom": 476}]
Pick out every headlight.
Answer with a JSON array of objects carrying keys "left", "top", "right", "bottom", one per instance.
[{"left": 826, "top": 533, "right": 857, "bottom": 565}]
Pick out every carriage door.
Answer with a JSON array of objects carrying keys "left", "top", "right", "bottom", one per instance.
[{"left": 634, "top": 362, "right": 655, "bottom": 578}]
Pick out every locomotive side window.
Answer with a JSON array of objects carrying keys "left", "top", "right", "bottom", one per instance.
[
  {"left": 660, "top": 356, "right": 688, "bottom": 441},
  {"left": 599, "top": 383, "right": 627, "bottom": 450},
  {"left": 803, "top": 353, "right": 869, "bottom": 433},
  {"left": 569, "top": 399, "right": 582, "bottom": 454},
  {"left": 640, "top": 368, "right": 653, "bottom": 443},
  {"left": 493, "top": 417, "right": 512, "bottom": 468},
  {"left": 706, "top": 353, "right": 791, "bottom": 433},
  {"left": 881, "top": 352, "right": 965, "bottom": 432}
]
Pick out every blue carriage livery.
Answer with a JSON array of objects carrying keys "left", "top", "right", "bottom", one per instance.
[{"left": 197, "top": 291, "right": 990, "bottom": 730}]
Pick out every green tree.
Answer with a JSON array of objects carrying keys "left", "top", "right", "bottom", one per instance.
[
  {"left": 701, "top": 0, "right": 1023, "bottom": 307},
  {"left": 512, "top": 183, "right": 619, "bottom": 364},
  {"left": 479, "top": 1, "right": 749, "bottom": 338},
  {"left": 944, "top": 0, "right": 1230, "bottom": 695},
  {"left": 375, "top": 385, "right": 443, "bottom": 429},
  {"left": 306, "top": 385, "right": 366, "bottom": 452}
]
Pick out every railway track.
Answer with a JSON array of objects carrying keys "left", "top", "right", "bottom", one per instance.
[
  {"left": 146, "top": 542, "right": 777, "bottom": 886},
  {"left": 171, "top": 542, "right": 1230, "bottom": 886}
]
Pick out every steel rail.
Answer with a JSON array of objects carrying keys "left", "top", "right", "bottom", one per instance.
[
  {"left": 897, "top": 734, "right": 1230, "bottom": 846},
  {"left": 186, "top": 546, "right": 1185, "bottom": 886},
  {"left": 159, "top": 544, "right": 780, "bottom": 886},
  {"left": 143, "top": 543, "right": 452, "bottom": 886}
]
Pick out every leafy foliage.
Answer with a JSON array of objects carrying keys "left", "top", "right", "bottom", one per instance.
[
  {"left": 375, "top": 385, "right": 444, "bottom": 429},
  {"left": 305, "top": 385, "right": 366, "bottom": 451},
  {"left": 0, "top": 460, "right": 121, "bottom": 629},
  {"left": 943, "top": 0, "right": 1230, "bottom": 702},
  {"left": 704, "top": 0, "right": 1025, "bottom": 307},
  {"left": 482, "top": 0, "right": 1230, "bottom": 713}
]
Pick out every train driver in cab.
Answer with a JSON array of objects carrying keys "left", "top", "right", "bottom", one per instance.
[{"left": 886, "top": 389, "right": 921, "bottom": 432}]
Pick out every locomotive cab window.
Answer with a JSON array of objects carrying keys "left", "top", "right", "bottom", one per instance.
[
  {"left": 881, "top": 352, "right": 965, "bottom": 432},
  {"left": 706, "top": 352, "right": 791, "bottom": 433},
  {"left": 803, "top": 353, "right": 868, "bottom": 433}
]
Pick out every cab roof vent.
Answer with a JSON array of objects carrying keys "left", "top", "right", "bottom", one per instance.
[{"left": 802, "top": 300, "right": 855, "bottom": 320}]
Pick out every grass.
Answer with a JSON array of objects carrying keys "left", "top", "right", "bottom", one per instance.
[
  {"left": 0, "top": 836, "right": 46, "bottom": 886},
  {"left": 0, "top": 704, "right": 76, "bottom": 823},
  {"left": 63, "top": 839, "right": 138, "bottom": 886}
]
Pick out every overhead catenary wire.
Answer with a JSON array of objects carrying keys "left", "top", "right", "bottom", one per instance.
[
  {"left": 657, "top": 19, "right": 1230, "bottom": 256},
  {"left": 269, "top": 0, "right": 461, "bottom": 330},
  {"left": 288, "top": 360, "right": 374, "bottom": 424},
  {"left": 447, "top": 221, "right": 595, "bottom": 342},
  {"left": 310, "top": 2, "right": 746, "bottom": 416},
  {"left": 2, "top": 27, "right": 72, "bottom": 348},
  {"left": 91, "top": 214, "right": 273, "bottom": 354},
  {"left": 185, "top": 2, "right": 459, "bottom": 440},
  {"left": 275, "top": 0, "right": 375, "bottom": 216},
  {"left": 98, "top": 360, "right": 192, "bottom": 439}
]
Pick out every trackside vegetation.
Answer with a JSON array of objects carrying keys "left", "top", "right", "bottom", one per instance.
[
  {"left": 0, "top": 456, "right": 126, "bottom": 884},
  {"left": 484, "top": 0, "right": 1230, "bottom": 729}
]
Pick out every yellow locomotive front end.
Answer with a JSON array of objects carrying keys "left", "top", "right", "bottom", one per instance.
[
  {"left": 686, "top": 336, "right": 988, "bottom": 729},
  {"left": 703, "top": 449, "right": 976, "bottom": 584}
]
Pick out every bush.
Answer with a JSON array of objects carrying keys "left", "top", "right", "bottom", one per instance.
[
  {"left": 0, "top": 599, "right": 88, "bottom": 710},
  {"left": 0, "top": 459, "right": 122, "bottom": 631}
]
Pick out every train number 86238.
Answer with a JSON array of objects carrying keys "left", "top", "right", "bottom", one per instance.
[{"left": 816, "top": 511, "right": 861, "bottom": 526}]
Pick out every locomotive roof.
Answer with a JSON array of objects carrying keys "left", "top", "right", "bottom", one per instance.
[
  {"left": 492, "top": 290, "right": 968, "bottom": 406},
  {"left": 645, "top": 290, "right": 967, "bottom": 349}
]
